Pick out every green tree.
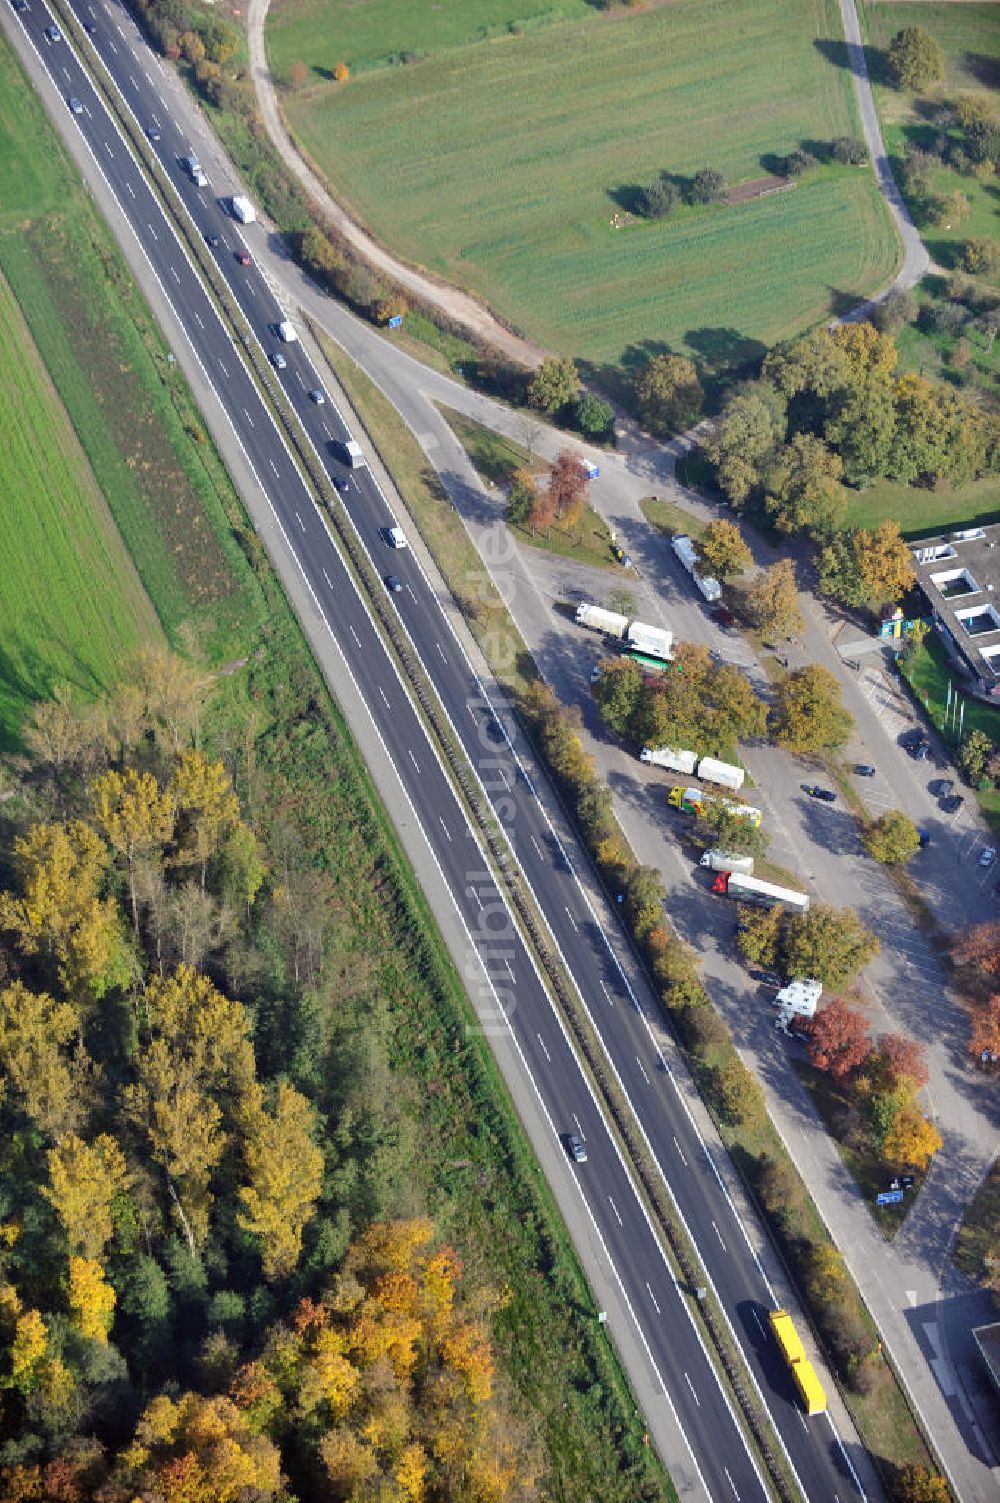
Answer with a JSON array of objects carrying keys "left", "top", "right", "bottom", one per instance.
[
  {"left": 772, "top": 666, "right": 853, "bottom": 752},
  {"left": 887, "top": 26, "right": 944, "bottom": 90},
  {"left": 506, "top": 467, "right": 537, "bottom": 526},
  {"left": 574, "top": 393, "right": 614, "bottom": 439},
  {"left": 746, "top": 559, "right": 803, "bottom": 639},
  {"left": 215, "top": 823, "right": 266, "bottom": 915},
  {"left": 592, "top": 658, "right": 644, "bottom": 738},
  {"left": 863, "top": 810, "right": 921, "bottom": 865},
  {"left": 696, "top": 518, "right": 751, "bottom": 579},
  {"left": 855, "top": 520, "right": 916, "bottom": 607},
  {"left": 704, "top": 384, "right": 786, "bottom": 505},
  {"left": 688, "top": 167, "right": 726, "bottom": 204},
  {"left": 735, "top": 906, "right": 782, "bottom": 971},
  {"left": 958, "top": 728, "right": 993, "bottom": 784},
  {"left": 697, "top": 803, "right": 770, "bottom": 859},
  {"left": 641, "top": 174, "right": 679, "bottom": 219},
  {"left": 624, "top": 865, "right": 666, "bottom": 938},
  {"left": 238, "top": 1082, "right": 324, "bottom": 1282},
  {"left": 633, "top": 354, "right": 703, "bottom": 437},
  {"left": 783, "top": 904, "right": 880, "bottom": 990},
  {"left": 527, "top": 357, "right": 579, "bottom": 415},
  {"left": 816, "top": 531, "right": 868, "bottom": 611},
  {"left": 715, "top": 1060, "right": 765, "bottom": 1125},
  {"left": 872, "top": 287, "right": 918, "bottom": 335},
  {"left": 927, "top": 190, "right": 970, "bottom": 230},
  {"left": 826, "top": 378, "right": 897, "bottom": 486},
  {"left": 830, "top": 136, "right": 867, "bottom": 165},
  {"left": 961, "top": 238, "right": 1000, "bottom": 280},
  {"left": 765, "top": 434, "right": 846, "bottom": 536}
]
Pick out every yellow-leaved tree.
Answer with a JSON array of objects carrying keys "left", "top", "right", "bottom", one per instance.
[
  {"left": 111, "top": 1391, "right": 283, "bottom": 1502},
  {"left": 0, "top": 981, "right": 82, "bottom": 1142},
  {"left": 91, "top": 766, "right": 176, "bottom": 932},
  {"left": 67, "top": 1257, "right": 116, "bottom": 1343},
  {"left": 169, "top": 750, "right": 240, "bottom": 887},
  {"left": 238, "top": 1081, "right": 324, "bottom": 1282},
  {"left": 42, "top": 1134, "right": 128, "bottom": 1261}
]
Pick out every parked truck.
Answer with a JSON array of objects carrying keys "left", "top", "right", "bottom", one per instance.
[
  {"left": 667, "top": 786, "right": 763, "bottom": 826},
  {"left": 575, "top": 603, "right": 630, "bottom": 639},
  {"left": 671, "top": 533, "right": 722, "bottom": 604},
  {"left": 772, "top": 979, "right": 822, "bottom": 1035},
  {"left": 768, "top": 1309, "right": 827, "bottom": 1416},
  {"left": 710, "top": 870, "right": 810, "bottom": 912},
  {"left": 697, "top": 756, "right": 745, "bottom": 791},
  {"left": 230, "top": 194, "right": 256, "bottom": 224},
  {"left": 699, "top": 849, "right": 754, "bottom": 875},
  {"left": 641, "top": 747, "right": 698, "bottom": 775},
  {"left": 626, "top": 621, "right": 673, "bottom": 661}
]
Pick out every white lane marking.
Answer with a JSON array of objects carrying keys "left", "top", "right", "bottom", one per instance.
[
  {"left": 269, "top": 458, "right": 279, "bottom": 476},
  {"left": 143, "top": 69, "right": 152, "bottom": 83},
  {"left": 504, "top": 957, "right": 514, "bottom": 981},
  {"left": 646, "top": 1282, "right": 661, "bottom": 1315},
  {"left": 322, "top": 569, "right": 333, "bottom": 588},
  {"left": 673, "top": 1135, "right": 689, "bottom": 1167},
  {"left": 436, "top": 642, "right": 447, "bottom": 664},
  {"left": 107, "top": 37, "right": 117, "bottom": 52},
  {"left": 218, "top": 359, "right": 229, "bottom": 378},
  {"left": 406, "top": 585, "right": 417, "bottom": 603},
  {"left": 752, "top": 1309, "right": 767, "bottom": 1340},
  {"left": 103, "top": 139, "right": 114, "bottom": 156},
  {"left": 242, "top": 407, "right": 255, "bottom": 428},
  {"left": 724, "top": 1467, "right": 739, "bottom": 1499},
  {"left": 116, "top": 22, "right": 124, "bottom": 36},
  {"left": 169, "top": 266, "right": 180, "bottom": 283},
  {"left": 536, "top": 1033, "right": 551, "bottom": 1064},
  {"left": 599, "top": 979, "right": 615, "bottom": 1008},
  {"left": 378, "top": 687, "right": 390, "bottom": 709},
  {"left": 530, "top": 835, "right": 543, "bottom": 859},
  {"left": 294, "top": 370, "right": 303, "bottom": 386},
  {"left": 684, "top": 1371, "right": 700, "bottom": 1407},
  {"left": 636, "top": 1056, "right": 651, "bottom": 1086},
  {"left": 128, "top": 72, "right": 136, "bottom": 88},
  {"left": 193, "top": 312, "right": 203, "bottom": 328},
  {"left": 608, "top": 1196, "right": 623, "bottom": 1227},
  {"left": 61, "top": 64, "right": 70, "bottom": 79},
  {"left": 407, "top": 749, "right": 419, "bottom": 772},
  {"left": 572, "top": 1114, "right": 586, "bottom": 1140},
  {"left": 125, "top": 180, "right": 135, "bottom": 197},
  {"left": 564, "top": 906, "right": 579, "bottom": 932},
  {"left": 295, "top": 512, "right": 306, "bottom": 533},
  {"left": 469, "top": 886, "right": 483, "bottom": 910},
  {"left": 712, "top": 1221, "right": 727, "bottom": 1253},
  {"left": 322, "top": 422, "right": 331, "bottom": 438},
  {"left": 347, "top": 624, "right": 362, "bottom": 648},
  {"left": 439, "top": 815, "right": 452, "bottom": 842}
]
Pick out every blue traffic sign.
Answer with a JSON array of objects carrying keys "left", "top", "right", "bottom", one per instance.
[
  {"left": 387, "top": 314, "right": 403, "bottom": 329},
  {"left": 876, "top": 1189, "right": 904, "bottom": 1206}
]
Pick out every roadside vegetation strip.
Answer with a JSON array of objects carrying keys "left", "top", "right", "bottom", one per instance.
[
  {"left": 281, "top": 0, "right": 898, "bottom": 367},
  {"left": 0, "top": 266, "right": 161, "bottom": 749},
  {"left": 320, "top": 334, "right": 949, "bottom": 1497}
]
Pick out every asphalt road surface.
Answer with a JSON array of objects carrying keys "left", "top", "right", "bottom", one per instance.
[{"left": 6, "top": 3, "right": 875, "bottom": 1497}]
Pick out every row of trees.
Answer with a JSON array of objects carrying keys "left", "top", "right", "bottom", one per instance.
[
  {"left": 638, "top": 167, "right": 727, "bottom": 220},
  {"left": 593, "top": 644, "right": 855, "bottom": 759},
  {"left": 0, "top": 659, "right": 533, "bottom": 1501}
]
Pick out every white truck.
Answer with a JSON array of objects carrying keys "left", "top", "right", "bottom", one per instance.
[
  {"left": 331, "top": 437, "right": 365, "bottom": 469},
  {"left": 626, "top": 621, "right": 673, "bottom": 661},
  {"left": 697, "top": 756, "right": 745, "bottom": 792},
  {"left": 575, "top": 603, "right": 629, "bottom": 639},
  {"left": 230, "top": 194, "right": 256, "bottom": 224},
  {"left": 277, "top": 320, "right": 298, "bottom": 343},
  {"left": 710, "top": 870, "right": 810, "bottom": 912},
  {"left": 640, "top": 746, "right": 698, "bottom": 775},
  {"left": 699, "top": 849, "right": 754, "bottom": 875},
  {"left": 672, "top": 533, "right": 722, "bottom": 604},
  {"left": 772, "top": 979, "right": 823, "bottom": 1035}
]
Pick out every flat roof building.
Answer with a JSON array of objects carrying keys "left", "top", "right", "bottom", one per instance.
[{"left": 911, "top": 525, "right": 1000, "bottom": 693}]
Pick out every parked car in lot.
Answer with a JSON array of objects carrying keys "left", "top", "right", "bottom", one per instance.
[
  {"left": 563, "top": 1133, "right": 587, "bottom": 1164},
  {"left": 918, "top": 829, "right": 931, "bottom": 849},
  {"left": 711, "top": 605, "right": 737, "bottom": 630},
  {"left": 933, "top": 778, "right": 954, "bottom": 797},
  {"left": 855, "top": 764, "right": 876, "bottom": 777},
  {"left": 979, "top": 847, "right": 997, "bottom": 869},
  {"left": 941, "top": 795, "right": 964, "bottom": 814},
  {"left": 804, "top": 785, "right": 836, "bottom": 803},
  {"left": 909, "top": 738, "right": 931, "bottom": 760}
]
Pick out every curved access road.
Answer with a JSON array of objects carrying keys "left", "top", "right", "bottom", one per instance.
[{"left": 245, "top": 0, "right": 545, "bottom": 369}]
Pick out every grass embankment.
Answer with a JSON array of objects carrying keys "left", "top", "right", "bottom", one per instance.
[
  {"left": 438, "top": 405, "right": 620, "bottom": 569},
  {"left": 281, "top": 0, "right": 898, "bottom": 371},
  {"left": 321, "top": 330, "right": 941, "bottom": 1488},
  {"left": 0, "top": 34, "right": 262, "bottom": 700},
  {"left": 900, "top": 635, "right": 1000, "bottom": 836},
  {"left": 954, "top": 1153, "right": 1000, "bottom": 1288},
  {"left": 0, "top": 38, "right": 670, "bottom": 1498},
  {"left": 640, "top": 495, "right": 707, "bottom": 541},
  {"left": 0, "top": 270, "right": 160, "bottom": 747}
]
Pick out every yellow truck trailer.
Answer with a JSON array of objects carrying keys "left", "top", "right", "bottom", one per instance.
[{"left": 768, "top": 1309, "right": 827, "bottom": 1416}]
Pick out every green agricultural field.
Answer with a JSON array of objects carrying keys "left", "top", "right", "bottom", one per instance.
[
  {"left": 857, "top": 3, "right": 999, "bottom": 274},
  {"left": 0, "top": 34, "right": 263, "bottom": 710},
  {"left": 0, "top": 272, "right": 161, "bottom": 749},
  {"left": 280, "top": 0, "right": 900, "bottom": 372},
  {"left": 267, "top": 0, "right": 593, "bottom": 77}
]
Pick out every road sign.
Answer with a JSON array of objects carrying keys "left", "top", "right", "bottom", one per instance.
[
  {"left": 900, "top": 1175, "right": 915, "bottom": 1190},
  {"left": 387, "top": 314, "right": 403, "bottom": 329},
  {"left": 877, "top": 1189, "right": 904, "bottom": 1206}
]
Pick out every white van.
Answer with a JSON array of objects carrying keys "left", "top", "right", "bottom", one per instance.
[
  {"left": 277, "top": 319, "right": 298, "bottom": 343},
  {"left": 387, "top": 526, "right": 407, "bottom": 549}
]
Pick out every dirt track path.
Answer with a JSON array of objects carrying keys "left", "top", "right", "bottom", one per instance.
[{"left": 245, "top": 0, "right": 546, "bottom": 369}]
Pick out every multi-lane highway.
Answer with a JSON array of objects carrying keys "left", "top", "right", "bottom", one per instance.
[{"left": 5, "top": 4, "right": 874, "bottom": 1497}]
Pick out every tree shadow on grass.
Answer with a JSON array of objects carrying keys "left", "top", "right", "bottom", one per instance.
[
  {"left": 813, "top": 37, "right": 851, "bottom": 70},
  {"left": 964, "top": 51, "right": 1000, "bottom": 91},
  {"left": 683, "top": 327, "right": 767, "bottom": 405},
  {"left": 607, "top": 183, "right": 648, "bottom": 217}
]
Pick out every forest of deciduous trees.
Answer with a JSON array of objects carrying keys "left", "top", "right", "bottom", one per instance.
[{"left": 0, "top": 652, "right": 547, "bottom": 1503}]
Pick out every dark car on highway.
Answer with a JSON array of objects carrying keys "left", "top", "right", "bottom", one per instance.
[
  {"left": 804, "top": 785, "right": 836, "bottom": 802},
  {"left": 204, "top": 231, "right": 220, "bottom": 248},
  {"left": 331, "top": 475, "right": 350, "bottom": 496}
]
